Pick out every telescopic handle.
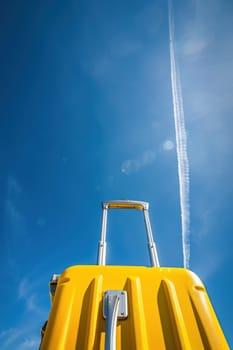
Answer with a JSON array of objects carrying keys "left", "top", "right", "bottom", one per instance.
[{"left": 97, "top": 200, "right": 160, "bottom": 267}]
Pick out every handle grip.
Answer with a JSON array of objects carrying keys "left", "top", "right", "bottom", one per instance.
[{"left": 102, "top": 200, "right": 149, "bottom": 210}]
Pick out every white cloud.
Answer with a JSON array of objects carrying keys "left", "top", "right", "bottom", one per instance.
[
  {"left": 192, "top": 250, "right": 224, "bottom": 282},
  {"left": 18, "top": 338, "right": 40, "bottom": 350},
  {"left": 26, "top": 295, "right": 39, "bottom": 312},
  {"left": 0, "top": 276, "right": 48, "bottom": 350},
  {"left": 121, "top": 150, "right": 155, "bottom": 175},
  {"left": 18, "top": 278, "right": 28, "bottom": 299},
  {"left": 6, "top": 176, "right": 22, "bottom": 222},
  {"left": 177, "top": 0, "right": 233, "bottom": 188},
  {"left": 0, "top": 327, "right": 40, "bottom": 350},
  {"left": 18, "top": 277, "right": 46, "bottom": 315},
  {"left": 0, "top": 328, "right": 26, "bottom": 349},
  {"left": 5, "top": 176, "right": 25, "bottom": 235}
]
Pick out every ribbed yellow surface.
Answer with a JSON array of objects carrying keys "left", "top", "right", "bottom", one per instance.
[{"left": 40, "top": 266, "right": 229, "bottom": 350}]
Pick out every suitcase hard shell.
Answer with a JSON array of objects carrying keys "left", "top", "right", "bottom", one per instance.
[
  {"left": 40, "top": 265, "right": 229, "bottom": 350},
  {"left": 40, "top": 201, "right": 229, "bottom": 349}
]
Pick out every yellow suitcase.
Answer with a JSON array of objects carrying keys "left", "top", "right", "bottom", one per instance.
[{"left": 40, "top": 200, "right": 229, "bottom": 350}]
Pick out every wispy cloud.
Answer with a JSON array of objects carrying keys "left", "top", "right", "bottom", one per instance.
[
  {"left": 172, "top": 1, "right": 233, "bottom": 284},
  {"left": 191, "top": 201, "right": 230, "bottom": 281},
  {"left": 121, "top": 150, "right": 156, "bottom": 175},
  {"left": 0, "top": 328, "right": 25, "bottom": 349},
  {"left": 193, "top": 249, "right": 225, "bottom": 283},
  {"left": 178, "top": 1, "right": 233, "bottom": 185},
  {"left": 18, "top": 278, "right": 28, "bottom": 299},
  {"left": 168, "top": 0, "right": 190, "bottom": 268},
  {"left": 3, "top": 178, "right": 47, "bottom": 350},
  {"left": 4, "top": 175, "right": 28, "bottom": 273},
  {"left": 5, "top": 176, "right": 25, "bottom": 234},
  {"left": 18, "top": 277, "right": 46, "bottom": 315},
  {"left": 0, "top": 276, "right": 49, "bottom": 349},
  {"left": 18, "top": 337, "right": 40, "bottom": 350},
  {"left": 4, "top": 176, "right": 26, "bottom": 271},
  {"left": 0, "top": 327, "right": 40, "bottom": 350},
  {"left": 5, "top": 176, "right": 22, "bottom": 224}
]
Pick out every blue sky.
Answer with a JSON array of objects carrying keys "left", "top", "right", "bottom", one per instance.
[{"left": 1, "top": 0, "right": 232, "bottom": 348}]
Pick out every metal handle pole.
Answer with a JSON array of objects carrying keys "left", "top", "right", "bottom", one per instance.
[
  {"left": 97, "top": 206, "right": 108, "bottom": 265},
  {"left": 143, "top": 209, "right": 160, "bottom": 267}
]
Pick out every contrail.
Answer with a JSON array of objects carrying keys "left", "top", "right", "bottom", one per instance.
[{"left": 168, "top": 0, "right": 190, "bottom": 268}]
